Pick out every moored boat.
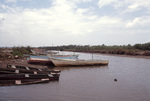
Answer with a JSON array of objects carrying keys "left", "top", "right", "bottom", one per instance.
[
  {"left": 27, "top": 57, "right": 52, "bottom": 65},
  {"left": 0, "top": 74, "right": 59, "bottom": 80},
  {"left": 47, "top": 54, "right": 79, "bottom": 59},
  {"left": 0, "top": 67, "right": 60, "bottom": 76},
  {"left": 7, "top": 64, "right": 61, "bottom": 73},
  {"left": 51, "top": 58, "right": 109, "bottom": 67},
  {"left": 0, "top": 79, "right": 50, "bottom": 86},
  {"left": 0, "top": 65, "right": 61, "bottom": 86}
]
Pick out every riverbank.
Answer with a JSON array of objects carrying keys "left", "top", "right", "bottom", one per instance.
[
  {"left": 97, "top": 52, "right": 150, "bottom": 59},
  {"left": 0, "top": 58, "right": 49, "bottom": 69},
  {"left": 71, "top": 50, "right": 150, "bottom": 59}
]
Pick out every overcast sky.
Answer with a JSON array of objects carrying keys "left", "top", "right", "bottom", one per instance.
[{"left": 0, "top": 0, "right": 150, "bottom": 47}]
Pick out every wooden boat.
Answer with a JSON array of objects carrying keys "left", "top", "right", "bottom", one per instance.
[
  {"left": 7, "top": 64, "right": 61, "bottom": 73},
  {"left": 0, "top": 67, "right": 43, "bottom": 74},
  {"left": 0, "top": 68, "right": 60, "bottom": 77},
  {"left": 51, "top": 58, "right": 109, "bottom": 67},
  {"left": 0, "top": 79, "right": 50, "bottom": 86},
  {"left": 0, "top": 64, "right": 60, "bottom": 86},
  {"left": 0, "top": 74, "right": 59, "bottom": 81}
]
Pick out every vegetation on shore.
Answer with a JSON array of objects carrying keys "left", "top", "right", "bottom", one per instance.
[
  {"left": 12, "top": 46, "right": 32, "bottom": 57},
  {"left": 0, "top": 46, "right": 32, "bottom": 60},
  {"left": 40, "top": 42, "right": 150, "bottom": 56},
  {"left": 1, "top": 42, "right": 150, "bottom": 60}
]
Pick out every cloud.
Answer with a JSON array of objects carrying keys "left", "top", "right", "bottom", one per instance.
[
  {"left": 98, "top": 0, "right": 150, "bottom": 13},
  {"left": 5, "top": 0, "right": 16, "bottom": 3},
  {"left": 126, "top": 18, "right": 140, "bottom": 28},
  {"left": 68, "top": 0, "right": 92, "bottom": 3},
  {"left": 98, "top": 0, "right": 118, "bottom": 8},
  {"left": 126, "top": 16, "right": 150, "bottom": 28},
  {"left": 0, "top": 0, "right": 150, "bottom": 46},
  {"left": 0, "top": 4, "right": 16, "bottom": 13},
  {"left": 0, "top": 0, "right": 97, "bottom": 46}
]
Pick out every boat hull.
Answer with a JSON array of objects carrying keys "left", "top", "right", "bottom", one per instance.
[
  {"left": 0, "top": 74, "right": 59, "bottom": 80},
  {"left": 7, "top": 65, "right": 61, "bottom": 74},
  {"left": 0, "top": 65, "right": 61, "bottom": 86},
  {"left": 27, "top": 58, "right": 52, "bottom": 65},
  {"left": 0, "top": 79, "right": 50, "bottom": 86},
  {"left": 51, "top": 58, "right": 109, "bottom": 67}
]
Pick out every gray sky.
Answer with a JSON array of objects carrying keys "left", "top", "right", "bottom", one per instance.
[{"left": 0, "top": 0, "right": 150, "bottom": 47}]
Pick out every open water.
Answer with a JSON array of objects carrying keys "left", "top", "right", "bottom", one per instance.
[{"left": 0, "top": 52, "right": 150, "bottom": 101}]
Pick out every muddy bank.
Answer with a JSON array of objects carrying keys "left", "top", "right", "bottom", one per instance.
[
  {"left": 97, "top": 52, "right": 150, "bottom": 59},
  {"left": 0, "top": 59, "right": 52, "bottom": 69},
  {"left": 73, "top": 50, "right": 150, "bottom": 58}
]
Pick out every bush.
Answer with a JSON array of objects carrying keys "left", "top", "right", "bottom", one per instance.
[{"left": 12, "top": 46, "right": 31, "bottom": 58}]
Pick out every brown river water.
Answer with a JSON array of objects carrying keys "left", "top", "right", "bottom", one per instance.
[{"left": 0, "top": 52, "right": 150, "bottom": 101}]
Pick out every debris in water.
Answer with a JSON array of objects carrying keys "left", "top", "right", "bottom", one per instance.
[{"left": 114, "top": 79, "right": 117, "bottom": 82}]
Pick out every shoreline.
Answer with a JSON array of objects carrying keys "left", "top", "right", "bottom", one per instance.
[
  {"left": 75, "top": 51, "right": 150, "bottom": 59},
  {"left": 99, "top": 53, "right": 150, "bottom": 59},
  {"left": 1, "top": 52, "right": 149, "bottom": 68}
]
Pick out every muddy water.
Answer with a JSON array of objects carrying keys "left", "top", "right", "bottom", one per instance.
[{"left": 0, "top": 52, "right": 150, "bottom": 101}]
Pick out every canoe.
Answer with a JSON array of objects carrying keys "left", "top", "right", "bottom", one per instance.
[
  {"left": 0, "top": 68, "right": 60, "bottom": 77},
  {"left": 51, "top": 58, "right": 109, "bottom": 67},
  {"left": 0, "top": 67, "right": 42, "bottom": 74},
  {"left": 7, "top": 64, "right": 61, "bottom": 73},
  {"left": 0, "top": 79, "right": 50, "bottom": 86},
  {"left": 0, "top": 65, "right": 60, "bottom": 86},
  {"left": 0, "top": 74, "right": 59, "bottom": 81}
]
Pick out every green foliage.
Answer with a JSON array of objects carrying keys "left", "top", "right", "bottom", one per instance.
[
  {"left": 134, "top": 42, "right": 150, "bottom": 50},
  {"left": 0, "top": 49, "right": 2, "bottom": 58},
  {"left": 12, "top": 46, "right": 32, "bottom": 57}
]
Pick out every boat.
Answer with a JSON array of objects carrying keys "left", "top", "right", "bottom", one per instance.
[
  {"left": 7, "top": 64, "right": 61, "bottom": 73},
  {"left": 51, "top": 58, "right": 109, "bottom": 67},
  {"left": 0, "top": 79, "right": 50, "bottom": 86},
  {"left": 0, "top": 74, "right": 59, "bottom": 81},
  {"left": 27, "top": 54, "right": 79, "bottom": 65},
  {"left": 47, "top": 54, "right": 79, "bottom": 59},
  {"left": 27, "top": 55, "right": 53, "bottom": 65},
  {"left": 46, "top": 50, "right": 59, "bottom": 55},
  {"left": 46, "top": 50, "right": 79, "bottom": 59},
  {"left": 0, "top": 67, "right": 60, "bottom": 76},
  {"left": 27, "top": 58, "right": 52, "bottom": 65},
  {"left": 0, "top": 65, "right": 61, "bottom": 86}
]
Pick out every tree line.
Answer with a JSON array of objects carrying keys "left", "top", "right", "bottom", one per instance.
[
  {"left": 40, "top": 42, "right": 150, "bottom": 51},
  {"left": 40, "top": 42, "right": 150, "bottom": 56}
]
